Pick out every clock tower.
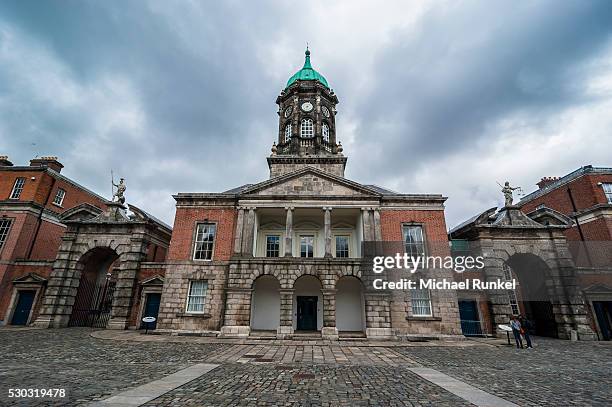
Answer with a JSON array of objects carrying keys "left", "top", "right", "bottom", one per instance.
[{"left": 268, "top": 48, "right": 347, "bottom": 178}]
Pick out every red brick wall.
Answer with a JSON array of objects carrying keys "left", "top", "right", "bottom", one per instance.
[
  {"left": 0, "top": 262, "right": 53, "bottom": 321},
  {"left": 380, "top": 209, "right": 450, "bottom": 256},
  {"left": 27, "top": 220, "right": 66, "bottom": 260},
  {"left": 521, "top": 174, "right": 612, "bottom": 215},
  {"left": 0, "top": 170, "right": 45, "bottom": 202},
  {"left": 1, "top": 169, "right": 107, "bottom": 214},
  {"left": 167, "top": 207, "right": 237, "bottom": 261}
]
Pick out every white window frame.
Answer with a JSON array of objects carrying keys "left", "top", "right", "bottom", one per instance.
[
  {"left": 10, "top": 178, "right": 25, "bottom": 200},
  {"left": 602, "top": 183, "right": 612, "bottom": 204},
  {"left": 265, "top": 234, "right": 281, "bottom": 258},
  {"left": 0, "top": 218, "right": 13, "bottom": 252},
  {"left": 411, "top": 289, "right": 432, "bottom": 317},
  {"left": 299, "top": 234, "right": 315, "bottom": 258},
  {"left": 508, "top": 290, "right": 520, "bottom": 315},
  {"left": 186, "top": 280, "right": 208, "bottom": 313},
  {"left": 322, "top": 123, "right": 330, "bottom": 142},
  {"left": 52, "top": 188, "right": 66, "bottom": 206},
  {"left": 334, "top": 235, "right": 350, "bottom": 258},
  {"left": 193, "top": 223, "right": 216, "bottom": 261},
  {"left": 402, "top": 225, "right": 426, "bottom": 257},
  {"left": 301, "top": 118, "right": 314, "bottom": 138},
  {"left": 284, "top": 124, "right": 292, "bottom": 143},
  {"left": 502, "top": 263, "right": 520, "bottom": 314}
]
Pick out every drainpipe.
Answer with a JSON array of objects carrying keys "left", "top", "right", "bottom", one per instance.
[
  {"left": 566, "top": 187, "right": 592, "bottom": 267},
  {"left": 27, "top": 171, "right": 57, "bottom": 259}
]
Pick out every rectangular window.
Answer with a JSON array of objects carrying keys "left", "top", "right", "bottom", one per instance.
[
  {"left": 10, "top": 178, "right": 25, "bottom": 199},
  {"left": 0, "top": 219, "right": 13, "bottom": 251},
  {"left": 508, "top": 290, "right": 519, "bottom": 315},
  {"left": 266, "top": 235, "right": 280, "bottom": 257},
  {"left": 335, "top": 235, "right": 350, "bottom": 258},
  {"left": 603, "top": 183, "right": 612, "bottom": 204},
  {"left": 300, "top": 235, "right": 314, "bottom": 258},
  {"left": 193, "top": 223, "right": 216, "bottom": 260},
  {"left": 402, "top": 225, "right": 425, "bottom": 257},
  {"left": 411, "top": 289, "right": 432, "bottom": 316},
  {"left": 52, "top": 188, "right": 66, "bottom": 206},
  {"left": 186, "top": 280, "right": 208, "bottom": 313}
]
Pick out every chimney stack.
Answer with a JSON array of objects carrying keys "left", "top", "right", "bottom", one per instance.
[
  {"left": 0, "top": 155, "right": 13, "bottom": 167},
  {"left": 29, "top": 156, "right": 64, "bottom": 173},
  {"left": 536, "top": 176, "right": 559, "bottom": 189}
]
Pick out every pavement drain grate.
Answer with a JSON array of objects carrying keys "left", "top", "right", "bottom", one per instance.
[
  {"left": 275, "top": 366, "right": 293, "bottom": 370},
  {"left": 242, "top": 355, "right": 262, "bottom": 358},
  {"left": 293, "top": 373, "right": 315, "bottom": 380},
  {"left": 257, "top": 358, "right": 273, "bottom": 362}
]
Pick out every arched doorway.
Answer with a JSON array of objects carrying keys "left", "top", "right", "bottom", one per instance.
[
  {"left": 250, "top": 275, "right": 280, "bottom": 331},
  {"left": 293, "top": 275, "right": 322, "bottom": 331},
  {"left": 506, "top": 253, "right": 558, "bottom": 338},
  {"left": 336, "top": 276, "right": 365, "bottom": 332},
  {"left": 69, "top": 247, "right": 119, "bottom": 328}
]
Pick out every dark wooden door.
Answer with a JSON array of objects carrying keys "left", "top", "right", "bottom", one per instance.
[
  {"left": 593, "top": 301, "right": 612, "bottom": 341},
  {"left": 297, "top": 296, "right": 317, "bottom": 331},
  {"left": 141, "top": 293, "right": 161, "bottom": 329},
  {"left": 458, "top": 300, "right": 482, "bottom": 336},
  {"left": 11, "top": 290, "right": 36, "bottom": 326}
]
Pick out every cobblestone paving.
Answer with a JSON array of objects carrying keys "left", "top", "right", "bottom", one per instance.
[
  {"left": 1, "top": 329, "right": 610, "bottom": 406},
  {"left": 0, "top": 328, "right": 231, "bottom": 406},
  {"left": 143, "top": 364, "right": 471, "bottom": 407},
  {"left": 206, "top": 343, "right": 418, "bottom": 366},
  {"left": 396, "top": 338, "right": 612, "bottom": 406}
]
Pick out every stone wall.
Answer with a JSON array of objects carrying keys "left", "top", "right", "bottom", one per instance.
[{"left": 156, "top": 262, "right": 228, "bottom": 332}]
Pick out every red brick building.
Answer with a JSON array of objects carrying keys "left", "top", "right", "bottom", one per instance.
[
  {"left": 0, "top": 156, "right": 108, "bottom": 325},
  {"left": 518, "top": 166, "right": 612, "bottom": 340}
]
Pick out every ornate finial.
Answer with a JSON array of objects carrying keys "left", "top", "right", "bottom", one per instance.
[
  {"left": 337, "top": 141, "right": 343, "bottom": 155},
  {"left": 303, "top": 45, "right": 312, "bottom": 69},
  {"left": 271, "top": 142, "right": 277, "bottom": 156}
]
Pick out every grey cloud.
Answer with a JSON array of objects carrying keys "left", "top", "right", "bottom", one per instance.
[{"left": 1, "top": 0, "right": 611, "bottom": 228}]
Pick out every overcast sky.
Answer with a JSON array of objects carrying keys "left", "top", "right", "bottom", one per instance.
[{"left": 1, "top": 1, "right": 611, "bottom": 228}]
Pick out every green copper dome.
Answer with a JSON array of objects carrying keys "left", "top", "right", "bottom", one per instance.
[{"left": 286, "top": 48, "right": 329, "bottom": 89}]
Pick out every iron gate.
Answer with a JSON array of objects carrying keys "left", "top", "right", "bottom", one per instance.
[{"left": 69, "top": 272, "right": 117, "bottom": 328}]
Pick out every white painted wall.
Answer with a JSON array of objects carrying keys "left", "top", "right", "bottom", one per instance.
[
  {"left": 292, "top": 275, "right": 323, "bottom": 330},
  {"left": 336, "top": 277, "right": 365, "bottom": 332},
  {"left": 250, "top": 276, "right": 280, "bottom": 330}
]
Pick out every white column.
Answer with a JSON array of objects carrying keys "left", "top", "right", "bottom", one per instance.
[
  {"left": 284, "top": 207, "right": 293, "bottom": 257},
  {"left": 324, "top": 207, "right": 332, "bottom": 257}
]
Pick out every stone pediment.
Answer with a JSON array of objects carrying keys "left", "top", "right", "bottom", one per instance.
[
  {"left": 240, "top": 167, "right": 381, "bottom": 197},
  {"left": 490, "top": 206, "right": 547, "bottom": 228},
  {"left": 140, "top": 275, "right": 165, "bottom": 286},
  {"left": 59, "top": 203, "right": 104, "bottom": 222},
  {"left": 526, "top": 207, "right": 573, "bottom": 227},
  {"left": 13, "top": 272, "right": 47, "bottom": 285}
]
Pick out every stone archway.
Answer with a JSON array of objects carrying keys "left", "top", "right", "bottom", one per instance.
[
  {"left": 69, "top": 247, "right": 119, "bottom": 328},
  {"left": 506, "top": 253, "right": 558, "bottom": 337},
  {"left": 293, "top": 275, "right": 323, "bottom": 331},
  {"left": 250, "top": 275, "right": 280, "bottom": 331},
  {"left": 33, "top": 203, "right": 171, "bottom": 329},
  {"left": 336, "top": 276, "right": 365, "bottom": 333}
]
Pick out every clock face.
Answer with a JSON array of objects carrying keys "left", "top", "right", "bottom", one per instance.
[
  {"left": 284, "top": 106, "right": 292, "bottom": 118},
  {"left": 301, "top": 101, "right": 313, "bottom": 112},
  {"left": 322, "top": 106, "right": 330, "bottom": 118}
]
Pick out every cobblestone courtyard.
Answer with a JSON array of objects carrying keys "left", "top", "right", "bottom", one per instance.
[{"left": 0, "top": 328, "right": 610, "bottom": 406}]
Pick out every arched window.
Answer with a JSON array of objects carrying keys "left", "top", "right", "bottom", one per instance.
[
  {"left": 284, "top": 124, "right": 292, "bottom": 143},
  {"left": 322, "top": 123, "right": 330, "bottom": 142},
  {"left": 301, "top": 118, "right": 313, "bottom": 138}
]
